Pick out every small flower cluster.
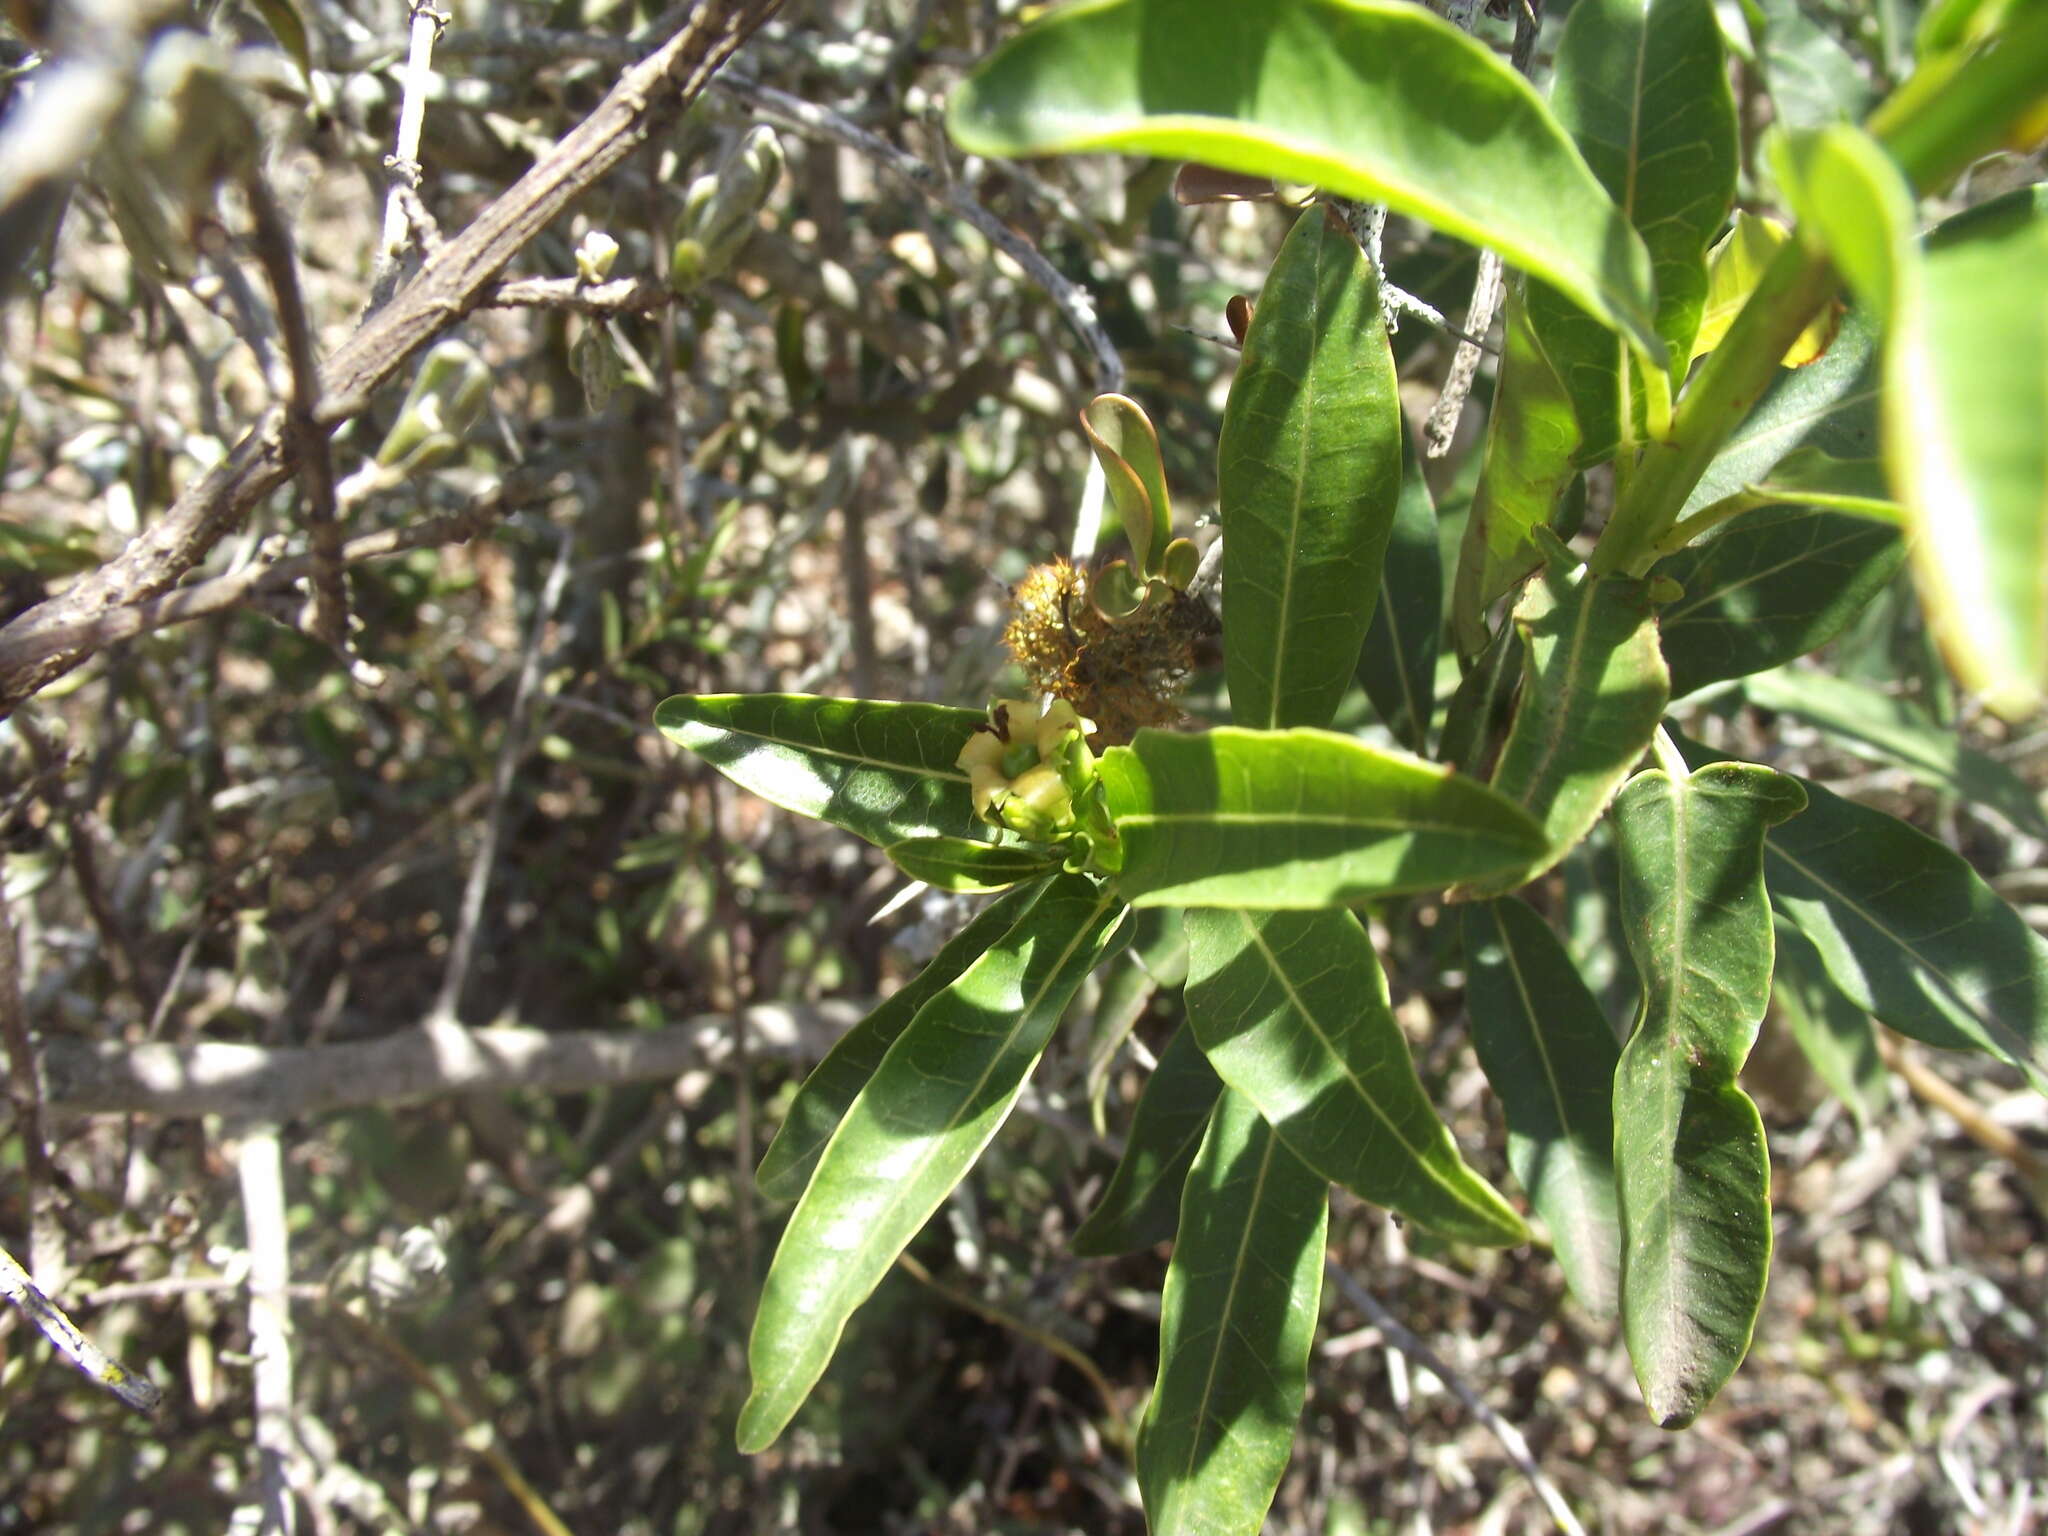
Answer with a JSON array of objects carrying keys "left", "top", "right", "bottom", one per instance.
[{"left": 956, "top": 698, "right": 1121, "bottom": 874}]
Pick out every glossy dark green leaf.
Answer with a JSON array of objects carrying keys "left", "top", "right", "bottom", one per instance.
[
  {"left": 1654, "top": 506, "right": 1906, "bottom": 698},
  {"left": 1527, "top": 0, "right": 1738, "bottom": 455},
  {"left": 883, "top": 836, "right": 1064, "bottom": 892},
  {"left": 655, "top": 694, "right": 983, "bottom": 848},
  {"left": 1358, "top": 421, "right": 1442, "bottom": 753},
  {"left": 1743, "top": 668, "right": 2048, "bottom": 838},
  {"left": 1100, "top": 727, "right": 1549, "bottom": 909},
  {"left": 1464, "top": 899, "right": 1622, "bottom": 1315},
  {"left": 738, "top": 875, "right": 1131, "bottom": 1451},
  {"left": 1772, "top": 919, "right": 1887, "bottom": 1131},
  {"left": 1459, "top": 562, "right": 1669, "bottom": 897},
  {"left": 1452, "top": 286, "right": 1577, "bottom": 652},
  {"left": 1611, "top": 760, "right": 1806, "bottom": 1428},
  {"left": 948, "top": 0, "right": 1663, "bottom": 357},
  {"left": 755, "top": 883, "right": 1046, "bottom": 1201},
  {"left": 1137, "top": 1089, "right": 1327, "bottom": 1536},
  {"left": 1072, "top": 1023, "right": 1222, "bottom": 1257},
  {"left": 1186, "top": 908, "right": 1527, "bottom": 1246},
  {"left": 1221, "top": 205, "right": 1401, "bottom": 731}
]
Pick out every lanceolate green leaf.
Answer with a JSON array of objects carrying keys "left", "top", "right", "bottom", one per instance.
[
  {"left": 655, "top": 694, "right": 983, "bottom": 847},
  {"left": 1100, "top": 727, "right": 1549, "bottom": 909},
  {"left": 884, "top": 836, "right": 1064, "bottom": 892},
  {"left": 1654, "top": 506, "right": 1905, "bottom": 698},
  {"left": 1439, "top": 618, "right": 1524, "bottom": 780},
  {"left": 1772, "top": 919, "right": 1886, "bottom": 1132},
  {"left": 1357, "top": 421, "right": 1442, "bottom": 753},
  {"left": 1186, "top": 908, "right": 1528, "bottom": 1246},
  {"left": 1743, "top": 668, "right": 2048, "bottom": 839},
  {"left": 1527, "top": 0, "right": 1738, "bottom": 452},
  {"left": 755, "top": 883, "right": 1046, "bottom": 1201},
  {"left": 1137, "top": 1089, "right": 1327, "bottom": 1536},
  {"left": 1221, "top": 205, "right": 1401, "bottom": 732},
  {"left": 947, "top": 0, "right": 1663, "bottom": 357},
  {"left": 1082, "top": 393, "right": 1174, "bottom": 577},
  {"left": 1072, "top": 1023, "right": 1222, "bottom": 1257},
  {"left": 1464, "top": 899, "right": 1622, "bottom": 1315},
  {"left": 1610, "top": 761, "right": 1805, "bottom": 1428},
  {"left": 738, "top": 875, "right": 1131, "bottom": 1452},
  {"left": 1459, "top": 561, "right": 1670, "bottom": 897}
]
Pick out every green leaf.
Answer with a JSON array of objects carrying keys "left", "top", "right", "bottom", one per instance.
[
  {"left": 1439, "top": 618, "right": 1524, "bottom": 781},
  {"left": 1889, "top": 186, "right": 2048, "bottom": 719},
  {"left": 1653, "top": 506, "right": 1906, "bottom": 698},
  {"left": 1743, "top": 668, "right": 2048, "bottom": 839},
  {"left": 1740, "top": 0, "right": 1878, "bottom": 131},
  {"left": 1458, "top": 562, "right": 1670, "bottom": 897},
  {"left": 737, "top": 875, "right": 1131, "bottom": 1451},
  {"left": 1137, "top": 1089, "right": 1327, "bottom": 1536},
  {"left": 1357, "top": 420, "right": 1442, "bottom": 754},
  {"left": 1527, "top": 0, "right": 1738, "bottom": 453},
  {"left": 1611, "top": 760, "right": 1805, "bottom": 1428},
  {"left": 1691, "top": 214, "right": 1844, "bottom": 367},
  {"left": 1681, "top": 305, "right": 1880, "bottom": 520},
  {"left": 1772, "top": 919, "right": 1887, "bottom": 1132},
  {"left": 655, "top": 694, "right": 983, "bottom": 848},
  {"left": 1099, "top": 727, "right": 1549, "bottom": 909},
  {"left": 1186, "top": 908, "right": 1528, "bottom": 1246},
  {"left": 1452, "top": 285, "right": 1578, "bottom": 653},
  {"left": 883, "top": 836, "right": 1064, "bottom": 892},
  {"left": 1464, "top": 899, "right": 1622, "bottom": 1316},
  {"left": 755, "top": 883, "right": 1047, "bottom": 1202},
  {"left": 248, "top": 0, "right": 313, "bottom": 79},
  {"left": 1221, "top": 205, "right": 1401, "bottom": 731},
  {"left": 1745, "top": 447, "right": 1902, "bottom": 522},
  {"left": 1083, "top": 393, "right": 1174, "bottom": 578},
  {"left": 947, "top": 0, "right": 1664, "bottom": 359},
  {"left": 1072, "top": 1023, "right": 1222, "bottom": 1257}
]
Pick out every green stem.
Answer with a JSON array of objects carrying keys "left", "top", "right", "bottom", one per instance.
[{"left": 1867, "top": 10, "right": 2048, "bottom": 195}]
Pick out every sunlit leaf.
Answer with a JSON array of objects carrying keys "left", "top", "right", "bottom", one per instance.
[
  {"left": 1611, "top": 760, "right": 1805, "bottom": 1427},
  {"left": 1692, "top": 214, "right": 1843, "bottom": 366},
  {"left": 1072, "top": 1023, "right": 1222, "bottom": 1257},
  {"left": 1186, "top": 907, "right": 1527, "bottom": 1246},
  {"left": 1082, "top": 393, "right": 1174, "bottom": 578},
  {"left": 655, "top": 694, "right": 983, "bottom": 848},
  {"left": 948, "top": 0, "right": 1663, "bottom": 357},
  {"left": 884, "top": 836, "right": 1064, "bottom": 892},
  {"left": 738, "top": 875, "right": 1131, "bottom": 1451},
  {"left": 1100, "top": 727, "right": 1549, "bottom": 909},
  {"left": 1221, "top": 205, "right": 1401, "bottom": 732},
  {"left": 1137, "top": 1089, "right": 1327, "bottom": 1536},
  {"left": 1464, "top": 899, "right": 1622, "bottom": 1315}
]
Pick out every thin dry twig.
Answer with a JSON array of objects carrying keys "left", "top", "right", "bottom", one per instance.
[
  {"left": 233, "top": 1121, "right": 302, "bottom": 1534},
  {"left": 368, "top": 0, "right": 448, "bottom": 309}
]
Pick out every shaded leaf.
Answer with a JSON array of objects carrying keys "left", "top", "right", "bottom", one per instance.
[
  {"left": 1357, "top": 419, "right": 1442, "bottom": 753},
  {"left": 1439, "top": 617, "right": 1524, "bottom": 781},
  {"left": 1464, "top": 899, "right": 1622, "bottom": 1315},
  {"left": 655, "top": 694, "right": 983, "bottom": 848},
  {"left": 1100, "top": 726, "right": 1549, "bottom": 909},
  {"left": 1072, "top": 1023, "right": 1222, "bottom": 1257},
  {"left": 755, "top": 883, "right": 1047, "bottom": 1202},
  {"left": 738, "top": 875, "right": 1131, "bottom": 1451},
  {"left": 884, "top": 836, "right": 1063, "bottom": 892},
  {"left": 947, "top": 0, "right": 1663, "bottom": 357},
  {"left": 1083, "top": 393, "right": 1174, "bottom": 578},
  {"left": 1221, "top": 205, "right": 1401, "bottom": 731},
  {"left": 1611, "top": 760, "right": 1806, "bottom": 1428},
  {"left": 1654, "top": 506, "right": 1906, "bottom": 698},
  {"left": 1186, "top": 908, "right": 1528, "bottom": 1246},
  {"left": 1740, "top": 0, "right": 1878, "bottom": 130},
  {"left": 1772, "top": 918, "right": 1887, "bottom": 1132},
  {"left": 1137, "top": 1089, "right": 1327, "bottom": 1536}
]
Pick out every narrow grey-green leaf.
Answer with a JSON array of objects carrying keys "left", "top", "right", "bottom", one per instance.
[
  {"left": 1072, "top": 1023, "right": 1222, "bottom": 1257},
  {"left": 884, "top": 836, "right": 1063, "bottom": 892},
  {"left": 1458, "top": 562, "right": 1670, "bottom": 897},
  {"left": 655, "top": 694, "right": 982, "bottom": 848},
  {"left": 1654, "top": 506, "right": 1906, "bottom": 698},
  {"left": 1464, "top": 899, "right": 1622, "bottom": 1315},
  {"left": 1186, "top": 908, "right": 1528, "bottom": 1247},
  {"left": 1611, "top": 761, "right": 1805, "bottom": 1428},
  {"left": 1358, "top": 420, "right": 1442, "bottom": 753},
  {"left": 1137, "top": 1089, "right": 1327, "bottom": 1536},
  {"left": 756, "top": 882, "right": 1046, "bottom": 1201},
  {"left": 738, "top": 875, "right": 1131, "bottom": 1451},
  {"left": 1100, "top": 727, "right": 1549, "bottom": 909},
  {"left": 1528, "top": 0, "right": 1739, "bottom": 456},
  {"left": 1772, "top": 918, "right": 1886, "bottom": 1131},
  {"left": 947, "top": 0, "right": 1663, "bottom": 357},
  {"left": 1743, "top": 668, "right": 2048, "bottom": 839},
  {"left": 1222, "top": 205, "right": 1401, "bottom": 732}
]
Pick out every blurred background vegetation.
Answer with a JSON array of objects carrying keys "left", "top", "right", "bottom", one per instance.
[{"left": 0, "top": 0, "right": 2042, "bottom": 1532}]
